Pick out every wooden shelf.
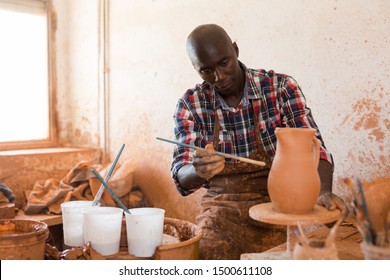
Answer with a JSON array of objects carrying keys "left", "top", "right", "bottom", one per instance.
[{"left": 15, "top": 210, "right": 62, "bottom": 227}]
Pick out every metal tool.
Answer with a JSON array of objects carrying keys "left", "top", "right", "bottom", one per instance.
[
  {"left": 91, "top": 168, "right": 131, "bottom": 214},
  {"left": 92, "top": 144, "right": 125, "bottom": 206}
]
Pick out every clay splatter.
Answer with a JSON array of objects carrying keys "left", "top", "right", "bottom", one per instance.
[{"left": 347, "top": 98, "right": 386, "bottom": 143}]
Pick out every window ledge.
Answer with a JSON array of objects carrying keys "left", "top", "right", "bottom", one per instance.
[{"left": 0, "top": 147, "right": 99, "bottom": 156}]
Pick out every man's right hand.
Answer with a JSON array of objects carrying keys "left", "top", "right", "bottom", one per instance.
[{"left": 193, "top": 144, "right": 225, "bottom": 180}]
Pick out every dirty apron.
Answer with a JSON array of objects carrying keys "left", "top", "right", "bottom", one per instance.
[{"left": 197, "top": 112, "right": 286, "bottom": 260}]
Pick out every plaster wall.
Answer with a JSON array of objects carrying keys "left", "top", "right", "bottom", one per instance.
[
  {"left": 53, "top": 0, "right": 390, "bottom": 223},
  {"left": 54, "top": 0, "right": 100, "bottom": 148}
]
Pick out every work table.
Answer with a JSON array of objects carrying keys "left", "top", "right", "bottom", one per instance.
[{"left": 14, "top": 210, "right": 364, "bottom": 260}]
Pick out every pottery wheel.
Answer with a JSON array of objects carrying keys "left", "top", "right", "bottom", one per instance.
[
  {"left": 243, "top": 202, "right": 341, "bottom": 260},
  {"left": 249, "top": 202, "right": 340, "bottom": 226}
]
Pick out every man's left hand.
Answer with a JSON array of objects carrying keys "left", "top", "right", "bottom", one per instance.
[{"left": 317, "top": 192, "right": 347, "bottom": 213}]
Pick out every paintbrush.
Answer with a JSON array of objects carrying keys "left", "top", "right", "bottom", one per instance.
[
  {"left": 356, "top": 178, "right": 377, "bottom": 244},
  {"left": 384, "top": 209, "right": 390, "bottom": 247},
  {"left": 156, "top": 137, "right": 266, "bottom": 167},
  {"left": 346, "top": 178, "right": 377, "bottom": 244},
  {"left": 296, "top": 221, "right": 310, "bottom": 247},
  {"left": 91, "top": 168, "right": 131, "bottom": 214},
  {"left": 325, "top": 207, "right": 349, "bottom": 247}
]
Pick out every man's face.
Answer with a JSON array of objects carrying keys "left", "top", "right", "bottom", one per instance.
[{"left": 190, "top": 42, "right": 242, "bottom": 97}]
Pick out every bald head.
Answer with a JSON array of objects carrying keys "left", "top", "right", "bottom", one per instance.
[
  {"left": 184, "top": 24, "right": 243, "bottom": 98},
  {"left": 186, "top": 24, "right": 233, "bottom": 63}
]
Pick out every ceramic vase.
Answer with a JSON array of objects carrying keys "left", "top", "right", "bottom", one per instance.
[{"left": 268, "top": 127, "right": 321, "bottom": 214}]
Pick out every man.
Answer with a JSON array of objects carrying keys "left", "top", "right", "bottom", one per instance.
[{"left": 171, "top": 24, "right": 345, "bottom": 260}]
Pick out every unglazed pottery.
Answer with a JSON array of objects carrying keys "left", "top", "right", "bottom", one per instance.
[
  {"left": 268, "top": 127, "right": 321, "bottom": 214},
  {"left": 0, "top": 219, "right": 49, "bottom": 260}
]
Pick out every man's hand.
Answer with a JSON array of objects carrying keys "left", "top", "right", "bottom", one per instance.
[
  {"left": 317, "top": 192, "right": 350, "bottom": 228},
  {"left": 317, "top": 192, "right": 348, "bottom": 213},
  {"left": 193, "top": 144, "right": 225, "bottom": 180}
]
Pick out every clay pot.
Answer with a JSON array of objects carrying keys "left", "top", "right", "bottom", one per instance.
[
  {"left": 268, "top": 128, "right": 321, "bottom": 214},
  {"left": 153, "top": 217, "right": 203, "bottom": 260},
  {"left": 0, "top": 219, "right": 49, "bottom": 260},
  {"left": 360, "top": 176, "right": 390, "bottom": 234}
]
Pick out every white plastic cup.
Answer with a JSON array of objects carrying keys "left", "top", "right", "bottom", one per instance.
[
  {"left": 61, "top": 200, "right": 99, "bottom": 247},
  {"left": 83, "top": 206, "right": 124, "bottom": 256},
  {"left": 125, "top": 207, "right": 165, "bottom": 257}
]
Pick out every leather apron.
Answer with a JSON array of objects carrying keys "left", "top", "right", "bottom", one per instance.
[{"left": 197, "top": 112, "right": 286, "bottom": 260}]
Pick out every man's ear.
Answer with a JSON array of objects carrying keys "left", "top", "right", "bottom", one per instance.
[{"left": 233, "top": 42, "right": 239, "bottom": 57}]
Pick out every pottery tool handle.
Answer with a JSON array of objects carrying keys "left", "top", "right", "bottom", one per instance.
[
  {"left": 156, "top": 137, "right": 266, "bottom": 167},
  {"left": 220, "top": 153, "right": 266, "bottom": 166},
  {"left": 92, "top": 144, "right": 125, "bottom": 206},
  {"left": 91, "top": 168, "right": 131, "bottom": 214},
  {"left": 356, "top": 178, "right": 376, "bottom": 244}
]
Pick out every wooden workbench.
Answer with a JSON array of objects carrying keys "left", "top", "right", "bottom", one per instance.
[
  {"left": 12, "top": 210, "right": 365, "bottom": 260},
  {"left": 15, "top": 210, "right": 62, "bottom": 226}
]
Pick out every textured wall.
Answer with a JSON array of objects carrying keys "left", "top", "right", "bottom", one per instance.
[
  {"left": 54, "top": 0, "right": 101, "bottom": 148},
  {"left": 53, "top": 0, "right": 390, "bottom": 222}
]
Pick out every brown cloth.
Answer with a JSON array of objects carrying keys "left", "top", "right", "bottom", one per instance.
[
  {"left": 196, "top": 111, "right": 286, "bottom": 260},
  {"left": 24, "top": 159, "right": 135, "bottom": 215}
]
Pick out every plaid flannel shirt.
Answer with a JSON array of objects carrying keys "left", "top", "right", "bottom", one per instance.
[{"left": 171, "top": 62, "right": 333, "bottom": 196}]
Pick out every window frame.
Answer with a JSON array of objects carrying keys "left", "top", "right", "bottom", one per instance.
[{"left": 0, "top": 0, "right": 57, "bottom": 151}]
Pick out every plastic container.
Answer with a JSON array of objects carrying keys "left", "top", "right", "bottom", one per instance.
[
  {"left": 84, "top": 206, "right": 123, "bottom": 256},
  {"left": 61, "top": 200, "right": 99, "bottom": 247},
  {"left": 125, "top": 207, "right": 165, "bottom": 257}
]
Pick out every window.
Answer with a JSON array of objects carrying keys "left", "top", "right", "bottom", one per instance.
[{"left": 0, "top": 0, "right": 56, "bottom": 150}]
